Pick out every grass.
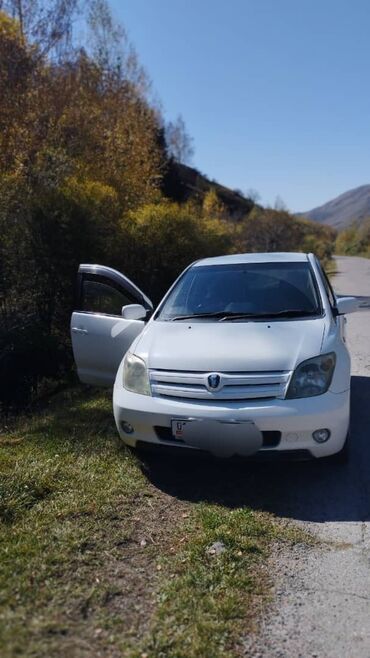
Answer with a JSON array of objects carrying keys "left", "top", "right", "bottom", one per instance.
[
  {"left": 135, "top": 507, "right": 294, "bottom": 658},
  {"left": 0, "top": 387, "right": 301, "bottom": 658}
]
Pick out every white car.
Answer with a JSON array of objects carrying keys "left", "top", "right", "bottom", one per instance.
[{"left": 71, "top": 252, "right": 360, "bottom": 461}]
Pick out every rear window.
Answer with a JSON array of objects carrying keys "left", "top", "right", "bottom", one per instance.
[{"left": 156, "top": 261, "right": 321, "bottom": 321}]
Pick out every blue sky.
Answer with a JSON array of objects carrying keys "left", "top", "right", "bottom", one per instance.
[{"left": 111, "top": 0, "right": 370, "bottom": 211}]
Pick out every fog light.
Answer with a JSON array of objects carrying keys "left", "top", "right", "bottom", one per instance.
[
  {"left": 121, "top": 421, "right": 134, "bottom": 435},
  {"left": 312, "top": 428, "right": 331, "bottom": 443}
]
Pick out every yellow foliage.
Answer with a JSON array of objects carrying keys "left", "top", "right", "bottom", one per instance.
[
  {"left": 0, "top": 11, "right": 20, "bottom": 39},
  {"left": 202, "top": 189, "right": 226, "bottom": 219},
  {"left": 335, "top": 220, "right": 370, "bottom": 256},
  {"left": 120, "top": 201, "right": 233, "bottom": 300},
  {"left": 62, "top": 176, "right": 119, "bottom": 210}
]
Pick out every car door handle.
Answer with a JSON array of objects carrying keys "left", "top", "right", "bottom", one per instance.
[{"left": 72, "top": 327, "right": 88, "bottom": 335}]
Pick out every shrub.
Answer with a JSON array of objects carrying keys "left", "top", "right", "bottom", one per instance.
[
  {"left": 335, "top": 219, "right": 370, "bottom": 256},
  {"left": 118, "top": 201, "right": 233, "bottom": 302}
]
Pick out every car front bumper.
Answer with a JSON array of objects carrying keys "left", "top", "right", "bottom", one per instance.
[{"left": 113, "top": 379, "right": 350, "bottom": 459}]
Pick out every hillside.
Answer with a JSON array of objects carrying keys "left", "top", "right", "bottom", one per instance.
[
  {"left": 163, "top": 161, "right": 255, "bottom": 220},
  {"left": 300, "top": 184, "right": 370, "bottom": 229}
]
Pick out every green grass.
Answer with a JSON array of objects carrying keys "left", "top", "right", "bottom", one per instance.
[
  {"left": 0, "top": 389, "right": 149, "bottom": 657},
  {"left": 135, "top": 506, "right": 292, "bottom": 658},
  {"left": 0, "top": 388, "right": 301, "bottom": 658}
]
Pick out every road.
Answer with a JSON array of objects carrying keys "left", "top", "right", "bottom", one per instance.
[{"left": 243, "top": 255, "right": 370, "bottom": 657}]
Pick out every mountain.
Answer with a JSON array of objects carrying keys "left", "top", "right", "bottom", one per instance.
[
  {"left": 162, "top": 161, "right": 255, "bottom": 220},
  {"left": 300, "top": 185, "right": 370, "bottom": 230}
]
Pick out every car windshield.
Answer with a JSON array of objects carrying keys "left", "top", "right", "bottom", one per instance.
[{"left": 156, "top": 261, "right": 321, "bottom": 321}]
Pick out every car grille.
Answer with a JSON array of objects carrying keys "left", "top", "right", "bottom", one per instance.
[{"left": 149, "top": 369, "right": 291, "bottom": 401}]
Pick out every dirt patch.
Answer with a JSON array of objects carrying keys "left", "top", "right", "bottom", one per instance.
[{"left": 35, "top": 487, "right": 191, "bottom": 658}]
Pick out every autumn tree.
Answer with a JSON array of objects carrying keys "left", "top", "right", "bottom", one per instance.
[
  {"left": 0, "top": 0, "right": 78, "bottom": 56},
  {"left": 239, "top": 207, "right": 303, "bottom": 252},
  {"left": 0, "top": 6, "right": 167, "bottom": 408},
  {"left": 202, "top": 188, "right": 226, "bottom": 220},
  {"left": 165, "top": 114, "right": 194, "bottom": 164}
]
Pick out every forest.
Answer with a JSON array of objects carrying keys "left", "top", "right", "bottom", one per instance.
[{"left": 0, "top": 0, "right": 336, "bottom": 410}]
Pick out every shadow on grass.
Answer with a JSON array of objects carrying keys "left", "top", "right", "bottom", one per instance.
[
  {"left": 142, "top": 376, "right": 370, "bottom": 523},
  {"left": 23, "top": 387, "right": 117, "bottom": 455}
]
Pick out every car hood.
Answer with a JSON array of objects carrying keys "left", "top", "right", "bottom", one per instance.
[{"left": 133, "top": 318, "right": 326, "bottom": 372}]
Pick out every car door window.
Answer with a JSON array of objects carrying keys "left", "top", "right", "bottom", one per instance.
[{"left": 82, "top": 279, "right": 133, "bottom": 316}]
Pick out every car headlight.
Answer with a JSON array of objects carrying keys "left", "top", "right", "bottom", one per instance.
[
  {"left": 123, "top": 353, "right": 151, "bottom": 396},
  {"left": 286, "top": 352, "right": 336, "bottom": 399}
]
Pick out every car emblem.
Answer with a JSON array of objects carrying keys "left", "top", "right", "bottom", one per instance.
[{"left": 207, "top": 373, "right": 222, "bottom": 390}]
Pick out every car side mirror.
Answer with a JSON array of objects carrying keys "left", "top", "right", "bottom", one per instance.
[
  {"left": 336, "top": 296, "right": 359, "bottom": 315},
  {"left": 121, "top": 304, "right": 147, "bottom": 321}
]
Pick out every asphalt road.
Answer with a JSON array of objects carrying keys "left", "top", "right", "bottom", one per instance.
[
  {"left": 145, "top": 255, "right": 370, "bottom": 657},
  {"left": 243, "top": 255, "right": 370, "bottom": 657}
]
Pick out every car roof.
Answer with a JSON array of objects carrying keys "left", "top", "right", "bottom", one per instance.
[{"left": 193, "top": 252, "right": 310, "bottom": 267}]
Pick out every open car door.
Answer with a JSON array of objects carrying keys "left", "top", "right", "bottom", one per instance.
[{"left": 71, "top": 265, "right": 153, "bottom": 386}]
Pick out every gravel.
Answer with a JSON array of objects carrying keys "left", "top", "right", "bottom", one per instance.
[{"left": 243, "top": 256, "right": 370, "bottom": 658}]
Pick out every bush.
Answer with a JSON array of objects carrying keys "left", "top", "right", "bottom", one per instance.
[
  {"left": 234, "top": 208, "right": 335, "bottom": 267},
  {"left": 0, "top": 321, "right": 68, "bottom": 411},
  {"left": 335, "top": 219, "right": 370, "bottom": 257},
  {"left": 118, "top": 201, "right": 233, "bottom": 302}
]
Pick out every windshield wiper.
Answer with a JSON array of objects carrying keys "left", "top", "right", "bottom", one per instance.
[
  {"left": 220, "top": 309, "right": 318, "bottom": 321},
  {"left": 169, "top": 309, "right": 318, "bottom": 322},
  {"left": 170, "top": 311, "right": 233, "bottom": 321}
]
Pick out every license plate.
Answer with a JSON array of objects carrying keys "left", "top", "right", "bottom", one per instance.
[{"left": 171, "top": 418, "right": 263, "bottom": 457}]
